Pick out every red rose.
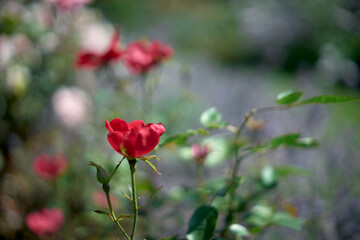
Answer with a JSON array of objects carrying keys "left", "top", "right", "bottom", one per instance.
[
  {"left": 75, "top": 32, "right": 122, "bottom": 69},
  {"left": 106, "top": 118, "right": 165, "bottom": 159},
  {"left": 26, "top": 208, "right": 64, "bottom": 236},
  {"left": 122, "top": 40, "right": 173, "bottom": 75},
  {"left": 33, "top": 154, "right": 68, "bottom": 180}
]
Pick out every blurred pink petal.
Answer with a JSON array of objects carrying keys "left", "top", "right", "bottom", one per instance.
[
  {"left": 33, "top": 154, "right": 68, "bottom": 180},
  {"left": 26, "top": 208, "right": 64, "bottom": 236}
]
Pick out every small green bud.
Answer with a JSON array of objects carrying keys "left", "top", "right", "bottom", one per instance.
[{"left": 89, "top": 161, "right": 110, "bottom": 184}]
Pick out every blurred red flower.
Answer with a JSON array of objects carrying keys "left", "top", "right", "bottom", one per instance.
[
  {"left": 106, "top": 118, "right": 165, "bottom": 159},
  {"left": 33, "top": 154, "right": 68, "bottom": 180},
  {"left": 123, "top": 40, "right": 173, "bottom": 75},
  {"left": 75, "top": 32, "right": 123, "bottom": 69},
  {"left": 191, "top": 143, "right": 211, "bottom": 164},
  {"left": 26, "top": 208, "right": 64, "bottom": 236},
  {"left": 46, "top": 0, "right": 92, "bottom": 11}
]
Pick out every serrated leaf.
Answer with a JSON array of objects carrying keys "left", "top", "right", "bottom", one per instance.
[
  {"left": 229, "top": 224, "right": 249, "bottom": 237},
  {"left": 93, "top": 209, "right": 109, "bottom": 215},
  {"left": 271, "top": 212, "right": 304, "bottom": 230},
  {"left": 275, "top": 90, "right": 303, "bottom": 105},
  {"left": 300, "top": 95, "right": 360, "bottom": 104},
  {"left": 187, "top": 205, "right": 218, "bottom": 240},
  {"left": 200, "top": 107, "right": 222, "bottom": 127},
  {"left": 143, "top": 159, "right": 161, "bottom": 175}
]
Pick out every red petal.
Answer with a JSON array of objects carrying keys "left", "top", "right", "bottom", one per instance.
[
  {"left": 75, "top": 51, "right": 103, "bottom": 69},
  {"left": 128, "top": 120, "right": 145, "bottom": 130},
  {"left": 109, "top": 119, "right": 128, "bottom": 132},
  {"left": 132, "top": 125, "right": 162, "bottom": 157},
  {"left": 107, "top": 132, "right": 126, "bottom": 155},
  {"left": 105, "top": 119, "right": 113, "bottom": 131},
  {"left": 148, "top": 123, "right": 166, "bottom": 136}
]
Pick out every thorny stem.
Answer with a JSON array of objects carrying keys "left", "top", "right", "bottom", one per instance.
[
  {"left": 103, "top": 184, "right": 130, "bottom": 240},
  {"left": 129, "top": 160, "right": 138, "bottom": 240}
]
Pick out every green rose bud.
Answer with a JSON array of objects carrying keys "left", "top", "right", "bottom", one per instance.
[{"left": 89, "top": 161, "right": 110, "bottom": 184}]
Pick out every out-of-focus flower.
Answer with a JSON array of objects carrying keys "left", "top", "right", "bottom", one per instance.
[
  {"left": 191, "top": 143, "right": 210, "bottom": 164},
  {"left": 52, "top": 86, "right": 91, "bottom": 128},
  {"left": 33, "top": 154, "right": 68, "bottom": 180},
  {"left": 45, "top": 0, "right": 92, "bottom": 11},
  {"left": 106, "top": 118, "right": 165, "bottom": 159},
  {"left": 0, "top": 36, "right": 15, "bottom": 68},
  {"left": 26, "top": 208, "right": 64, "bottom": 236},
  {"left": 92, "top": 191, "right": 118, "bottom": 209},
  {"left": 75, "top": 32, "right": 122, "bottom": 69},
  {"left": 6, "top": 64, "right": 30, "bottom": 96},
  {"left": 123, "top": 40, "right": 173, "bottom": 75},
  {"left": 12, "top": 34, "right": 33, "bottom": 56}
]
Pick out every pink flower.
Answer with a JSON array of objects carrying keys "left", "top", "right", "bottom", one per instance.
[
  {"left": 26, "top": 208, "right": 64, "bottom": 236},
  {"left": 106, "top": 118, "right": 165, "bottom": 159},
  {"left": 75, "top": 32, "right": 123, "bottom": 69},
  {"left": 52, "top": 86, "right": 91, "bottom": 128},
  {"left": 46, "top": 0, "right": 92, "bottom": 11},
  {"left": 33, "top": 154, "right": 68, "bottom": 180},
  {"left": 191, "top": 143, "right": 211, "bottom": 164},
  {"left": 92, "top": 191, "right": 118, "bottom": 209},
  {"left": 123, "top": 40, "right": 173, "bottom": 75}
]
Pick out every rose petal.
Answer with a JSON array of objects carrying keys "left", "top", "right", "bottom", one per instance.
[{"left": 109, "top": 118, "right": 128, "bottom": 132}]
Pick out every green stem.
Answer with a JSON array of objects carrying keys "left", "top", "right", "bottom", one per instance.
[
  {"left": 129, "top": 160, "right": 138, "bottom": 240},
  {"left": 103, "top": 184, "right": 130, "bottom": 240},
  {"left": 224, "top": 104, "right": 297, "bottom": 227}
]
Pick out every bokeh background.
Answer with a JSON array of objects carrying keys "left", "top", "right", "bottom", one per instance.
[{"left": 1, "top": 0, "right": 360, "bottom": 239}]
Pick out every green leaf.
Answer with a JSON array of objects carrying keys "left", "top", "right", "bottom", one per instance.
[
  {"left": 160, "top": 129, "right": 209, "bottom": 147},
  {"left": 293, "top": 137, "right": 318, "bottom": 147},
  {"left": 300, "top": 95, "right": 360, "bottom": 104},
  {"left": 275, "top": 90, "right": 303, "bottom": 105},
  {"left": 271, "top": 212, "right": 304, "bottom": 230},
  {"left": 260, "top": 166, "right": 277, "bottom": 188},
  {"left": 275, "top": 165, "right": 311, "bottom": 178},
  {"left": 229, "top": 224, "right": 250, "bottom": 237},
  {"left": 269, "top": 133, "right": 301, "bottom": 147},
  {"left": 200, "top": 107, "right": 223, "bottom": 127},
  {"left": 93, "top": 209, "right": 109, "bottom": 215},
  {"left": 143, "top": 159, "right": 161, "bottom": 175},
  {"left": 116, "top": 214, "right": 135, "bottom": 221},
  {"left": 161, "top": 237, "right": 178, "bottom": 240},
  {"left": 187, "top": 205, "right": 218, "bottom": 240},
  {"left": 251, "top": 133, "right": 318, "bottom": 152},
  {"left": 246, "top": 205, "right": 273, "bottom": 227}
]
